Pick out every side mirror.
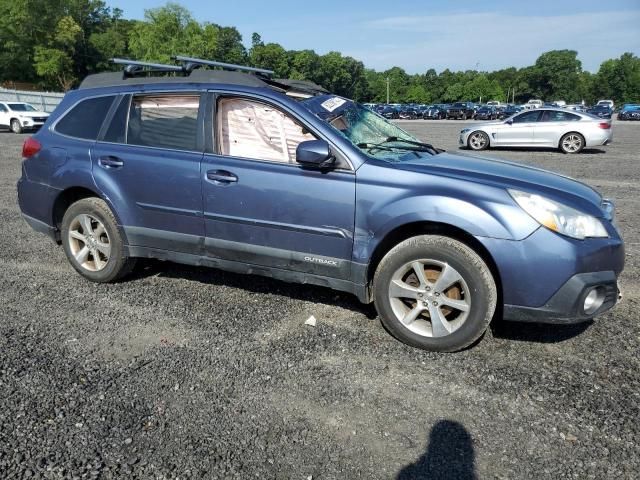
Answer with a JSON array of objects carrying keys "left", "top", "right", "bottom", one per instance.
[
  {"left": 505, "top": 119, "right": 513, "bottom": 125},
  {"left": 296, "top": 139, "right": 335, "bottom": 168}
]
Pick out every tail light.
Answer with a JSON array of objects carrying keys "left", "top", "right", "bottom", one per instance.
[
  {"left": 598, "top": 122, "right": 611, "bottom": 129},
  {"left": 22, "top": 137, "right": 41, "bottom": 158}
]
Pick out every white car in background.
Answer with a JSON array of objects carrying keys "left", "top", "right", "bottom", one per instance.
[
  {"left": 0, "top": 102, "right": 50, "bottom": 133},
  {"left": 525, "top": 99, "right": 544, "bottom": 109},
  {"left": 459, "top": 107, "right": 613, "bottom": 154},
  {"left": 597, "top": 99, "right": 615, "bottom": 110}
]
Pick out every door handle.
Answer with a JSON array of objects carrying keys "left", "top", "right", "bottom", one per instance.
[
  {"left": 207, "top": 170, "right": 238, "bottom": 184},
  {"left": 98, "top": 156, "right": 124, "bottom": 168}
]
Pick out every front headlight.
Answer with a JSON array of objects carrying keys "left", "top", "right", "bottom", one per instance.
[{"left": 509, "top": 189, "right": 608, "bottom": 239}]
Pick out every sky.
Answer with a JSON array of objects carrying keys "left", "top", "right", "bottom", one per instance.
[{"left": 108, "top": 0, "right": 640, "bottom": 73}]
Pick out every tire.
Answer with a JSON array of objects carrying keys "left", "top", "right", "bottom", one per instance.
[
  {"left": 61, "top": 197, "right": 136, "bottom": 283},
  {"left": 373, "top": 235, "right": 497, "bottom": 352},
  {"left": 10, "top": 119, "right": 22, "bottom": 134},
  {"left": 559, "top": 132, "right": 585, "bottom": 154},
  {"left": 467, "top": 131, "right": 490, "bottom": 150}
]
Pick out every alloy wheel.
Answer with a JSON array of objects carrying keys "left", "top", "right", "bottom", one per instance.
[
  {"left": 469, "top": 132, "right": 487, "bottom": 150},
  {"left": 67, "top": 213, "right": 111, "bottom": 271},
  {"left": 562, "top": 134, "right": 583, "bottom": 153},
  {"left": 388, "top": 259, "right": 471, "bottom": 338}
]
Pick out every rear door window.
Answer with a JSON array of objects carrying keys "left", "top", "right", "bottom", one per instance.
[
  {"left": 540, "top": 110, "right": 581, "bottom": 122},
  {"left": 55, "top": 96, "right": 115, "bottom": 140},
  {"left": 127, "top": 94, "right": 200, "bottom": 151}
]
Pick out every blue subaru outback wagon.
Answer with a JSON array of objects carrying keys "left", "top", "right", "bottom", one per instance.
[{"left": 17, "top": 58, "right": 624, "bottom": 352}]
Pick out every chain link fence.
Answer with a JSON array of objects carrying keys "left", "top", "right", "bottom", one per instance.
[{"left": 0, "top": 88, "right": 64, "bottom": 113}]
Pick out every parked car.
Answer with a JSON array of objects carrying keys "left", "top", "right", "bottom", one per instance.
[
  {"left": 586, "top": 105, "right": 613, "bottom": 119},
  {"left": 17, "top": 59, "right": 624, "bottom": 352},
  {"left": 473, "top": 106, "right": 498, "bottom": 121},
  {"left": 446, "top": 102, "right": 475, "bottom": 120},
  {"left": 526, "top": 99, "right": 544, "bottom": 109},
  {"left": 460, "top": 108, "right": 612, "bottom": 153},
  {"left": 0, "top": 101, "right": 50, "bottom": 133},
  {"left": 617, "top": 104, "right": 640, "bottom": 121},
  {"left": 565, "top": 104, "right": 586, "bottom": 112},
  {"left": 486, "top": 101, "right": 503, "bottom": 108},
  {"left": 422, "top": 105, "right": 447, "bottom": 120},
  {"left": 398, "top": 107, "right": 419, "bottom": 120},
  {"left": 497, "top": 104, "right": 522, "bottom": 119},
  {"left": 597, "top": 99, "right": 615, "bottom": 110},
  {"left": 380, "top": 106, "right": 399, "bottom": 119}
]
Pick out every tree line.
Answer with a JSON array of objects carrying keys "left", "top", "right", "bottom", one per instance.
[{"left": 1, "top": 1, "right": 638, "bottom": 105}]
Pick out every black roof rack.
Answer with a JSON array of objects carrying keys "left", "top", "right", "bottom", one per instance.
[
  {"left": 78, "top": 57, "right": 329, "bottom": 97},
  {"left": 112, "top": 58, "right": 186, "bottom": 76},
  {"left": 174, "top": 56, "right": 274, "bottom": 77}
]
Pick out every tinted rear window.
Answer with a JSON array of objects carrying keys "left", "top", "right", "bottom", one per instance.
[{"left": 55, "top": 96, "right": 115, "bottom": 140}]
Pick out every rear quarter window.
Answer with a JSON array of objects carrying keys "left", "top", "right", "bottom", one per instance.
[{"left": 55, "top": 96, "right": 115, "bottom": 140}]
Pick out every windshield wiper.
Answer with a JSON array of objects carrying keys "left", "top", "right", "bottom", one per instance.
[
  {"left": 358, "top": 138, "right": 437, "bottom": 156},
  {"left": 384, "top": 136, "right": 444, "bottom": 154}
]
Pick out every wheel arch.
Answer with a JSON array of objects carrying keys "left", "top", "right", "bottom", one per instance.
[
  {"left": 468, "top": 129, "right": 491, "bottom": 148},
  {"left": 366, "top": 221, "right": 503, "bottom": 310},
  {"left": 52, "top": 187, "right": 126, "bottom": 244},
  {"left": 558, "top": 130, "right": 585, "bottom": 149}
]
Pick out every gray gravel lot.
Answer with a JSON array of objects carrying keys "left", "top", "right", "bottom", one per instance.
[{"left": 1, "top": 120, "right": 639, "bottom": 479}]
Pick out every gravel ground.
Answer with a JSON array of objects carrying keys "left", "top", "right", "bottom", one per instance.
[{"left": 1, "top": 120, "right": 639, "bottom": 479}]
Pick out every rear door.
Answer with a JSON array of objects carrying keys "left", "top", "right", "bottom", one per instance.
[
  {"left": 200, "top": 92, "right": 356, "bottom": 280},
  {"left": 91, "top": 92, "right": 205, "bottom": 254},
  {"left": 534, "top": 110, "right": 581, "bottom": 146},
  {"left": 493, "top": 110, "right": 541, "bottom": 145}
]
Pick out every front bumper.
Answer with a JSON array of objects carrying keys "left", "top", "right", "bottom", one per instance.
[
  {"left": 477, "top": 226, "right": 624, "bottom": 323},
  {"left": 503, "top": 271, "right": 620, "bottom": 324}
]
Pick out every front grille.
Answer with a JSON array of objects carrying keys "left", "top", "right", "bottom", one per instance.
[{"left": 33, "top": 117, "right": 47, "bottom": 122}]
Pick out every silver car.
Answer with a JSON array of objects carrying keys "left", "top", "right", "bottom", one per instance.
[{"left": 459, "top": 108, "right": 612, "bottom": 154}]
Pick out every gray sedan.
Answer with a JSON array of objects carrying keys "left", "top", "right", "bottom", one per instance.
[{"left": 459, "top": 108, "right": 612, "bottom": 154}]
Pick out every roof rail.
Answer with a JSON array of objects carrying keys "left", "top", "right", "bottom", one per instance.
[
  {"left": 174, "top": 56, "right": 274, "bottom": 77},
  {"left": 112, "top": 58, "right": 186, "bottom": 75}
]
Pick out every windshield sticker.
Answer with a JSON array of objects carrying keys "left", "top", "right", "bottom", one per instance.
[{"left": 321, "top": 97, "right": 347, "bottom": 112}]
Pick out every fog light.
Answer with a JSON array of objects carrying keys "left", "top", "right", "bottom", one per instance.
[{"left": 583, "top": 288, "right": 604, "bottom": 315}]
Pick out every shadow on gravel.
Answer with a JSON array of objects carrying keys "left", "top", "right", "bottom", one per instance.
[
  {"left": 491, "top": 319, "right": 593, "bottom": 343},
  {"left": 130, "top": 259, "right": 379, "bottom": 319},
  {"left": 397, "top": 420, "right": 476, "bottom": 480}
]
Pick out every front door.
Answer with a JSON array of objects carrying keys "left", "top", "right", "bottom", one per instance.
[
  {"left": 494, "top": 109, "right": 541, "bottom": 145},
  {"left": 201, "top": 94, "right": 356, "bottom": 280},
  {"left": 91, "top": 93, "right": 205, "bottom": 254}
]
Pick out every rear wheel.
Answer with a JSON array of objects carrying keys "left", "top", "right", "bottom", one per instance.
[
  {"left": 559, "top": 132, "right": 584, "bottom": 154},
  {"left": 373, "top": 235, "right": 497, "bottom": 352},
  {"left": 467, "top": 131, "right": 490, "bottom": 150},
  {"left": 61, "top": 198, "right": 136, "bottom": 282},
  {"left": 10, "top": 119, "right": 22, "bottom": 134}
]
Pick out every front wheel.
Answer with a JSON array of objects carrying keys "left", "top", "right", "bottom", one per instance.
[
  {"left": 559, "top": 132, "right": 584, "bottom": 154},
  {"left": 467, "top": 131, "right": 490, "bottom": 150},
  {"left": 61, "top": 197, "right": 136, "bottom": 283},
  {"left": 10, "top": 119, "right": 22, "bottom": 134},
  {"left": 373, "top": 235, "right": 497, "bottom": 352}
]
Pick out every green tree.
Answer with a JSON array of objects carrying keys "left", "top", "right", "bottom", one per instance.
[
  {"left": 249, "top": 42, "right": 290, "bottom": 77},
  {"left": 34, "top": 16, "right": 83, "bottom": 90}
]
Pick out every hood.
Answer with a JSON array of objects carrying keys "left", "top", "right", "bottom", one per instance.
[
  {"left": 394, "top": 151, "right": 605, "bottom": 216},
  {"left": 14, "top": 111, "right": 49, "bottom": 118}
]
